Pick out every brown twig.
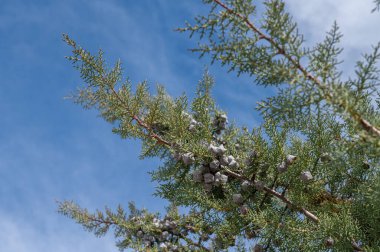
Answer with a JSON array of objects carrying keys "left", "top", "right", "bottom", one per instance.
[
  {"left": 258, "top": 173, "right": 279, "bottom": 209},
  {"left": 262, "top": 185, "right": 319, "bottom": 223},
  {"left": 107, "top": 83, "right": 171, "bottom": 146},
  {"left": 351, "top": 240, "right": 364, "bottom": 251},
  {"left": 223, "top": 168, "right": 319, "bottom": 223}
]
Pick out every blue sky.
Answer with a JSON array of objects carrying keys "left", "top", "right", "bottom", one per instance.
[{"left": 0, "top": 0, "right": 379, "bottom": 251}]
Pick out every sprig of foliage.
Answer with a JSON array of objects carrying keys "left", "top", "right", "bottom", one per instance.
[
  {"left": 58, "top": 201, "right": 213, "bottom": 251},
  {"left": 180, "top": 0, "right": 380, "bottom": 144},
  {"left": 60, "top": 1, "right": 380, "bottom": 251}
]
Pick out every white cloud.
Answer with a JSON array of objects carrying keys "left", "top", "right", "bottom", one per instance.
[
  {"left": 0, "top": 211, "right": 117, "bottom": 252},
  {"left": 286, "top": 0, "right": 380, "bottom": 76}
]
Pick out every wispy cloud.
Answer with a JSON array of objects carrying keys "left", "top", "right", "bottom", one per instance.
[
  {"left": 0, "top": 210, "right": 118, "bottom": 252},
  {"left": 286, "top": 0, "right": 380, "bottom": 77}
]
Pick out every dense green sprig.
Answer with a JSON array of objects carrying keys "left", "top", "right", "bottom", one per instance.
[
  {"left": 58, "top": 201, "right": 217, "bottom": 251},
  {"left": 60, "top": 1, "right": 380, "bottom": 251},
  {"left": 181, "top": 0, "right": 380, "bottom": 146}
]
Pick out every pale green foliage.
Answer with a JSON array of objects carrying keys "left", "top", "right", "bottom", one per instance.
[
  {"left": 60, "top": 1, "right": 380, "bottom": 251},
  {"left": 59, "top": 201, "right": 213, "bottom": 251},
  {"left": 180, "top": 0, "right": 380, "bottom": 147}
]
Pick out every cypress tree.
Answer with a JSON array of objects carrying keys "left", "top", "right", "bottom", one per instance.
[{"left": 59, "top": 1, "right": 380, "bottom": 251}]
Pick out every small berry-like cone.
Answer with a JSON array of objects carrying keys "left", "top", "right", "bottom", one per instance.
[
  {"left": 182, "top": 152, "right": 195, "bottom": 165},
  {"left": 161, "top": 231, "right": 169, "bottom": 239},
  {"left": 220, "top": 114, "right": 228, "bottom": 122},
  {"left": 219, "top": 155, "right": 229, "bottom": 166},
  {"left": 214, "top": 172, "right": 222, "bottom": 186},
  {"left": 182, "top": 111, "right": 191, "bottom": 119},
  {"left": 254, "top": 181, "right": 265, "bottom": 191},
  {"left": 241, "top": 180, "right": 252, "bottom": 191},
  {"left": 192, "top": 169, "right": 203, "bottom": 183},
  {"left": 216, "top": 144, "right": 227, "bottom": 155},
  {"left": 136, "top": 230, "right": 144, "bottom": 238},
  {"left": 203, "top": 173, "right": 215, "bottom": 184},
  {"left": 208, "top": 144, "right": 219, "bottom": 155},
  {"left": 220, "top": 174, "right": 228, "bottom": 185},
  {"left": 228, "top": 160, "right": 239, "bottom": 169},
  {"left": 190, "top": 118, "right": 197, "bottom": 125},
  {"left": 200, "top": 164, "right": 210, "bottom": 174},
  {"left": 143, "top": 240, "right": 152, "bottom": 247},
  {"left": 159, "top": 242, "right": 168, "bottom": 249},
  {"left": 245, "top": 151, "right": 258, "bottom": 165},
  {"left": 188, "top": 124, "right": 196, "bottom": 132},
  {"left": 213, "top": 179, "right": 221, "bottom": 186},
  {"left": 171, "top": 245, "right": 179, "bottom": 252},
  {"left": 253, "top": 244, "right": 263, "bottom": 252},
  {"left": 300, "top": 171, "right": 313, "bottom": 182},
  {"left": 325, "top": 237, "right": 334, "bottom": 247},
  {"left": 210, "top": 159, "right": 220, "bottom": 172},
  {"left": 277, "top": 161, "right": 287, "bottom": 173},
  {"left": 204, "top": 183, "right": 213, "bottom": 192},
  {"left": 232, "top": 193, "right": 244, "bottom": 205},
  {"left": 239, "top": 204, "right": 249, "bottom": 215},
  {"left": 285, "top": 154, "right": 297, "bottom": 165},
  {"left": 169, "top": 221, "right": 177, "bottom": 229},
  {"left": 227, "top": 155, "right": 235, "bottom": 163}
]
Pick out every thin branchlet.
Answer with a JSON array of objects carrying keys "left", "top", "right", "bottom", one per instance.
[{"left": 210, "top": 0, "right": 380, "bottom": 139}]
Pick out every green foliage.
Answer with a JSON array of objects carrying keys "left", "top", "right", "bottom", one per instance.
[
  {"left": 58, "top": 201, "right": 213, "bottom": 251},
  {"left": 60, "top": 1, "right": 380, "bottom": 251}
]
